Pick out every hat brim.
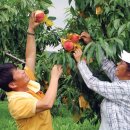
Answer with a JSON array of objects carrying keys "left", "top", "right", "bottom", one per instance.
[{"left": 118, "top": 51, "right": 130, "bottom": 63}]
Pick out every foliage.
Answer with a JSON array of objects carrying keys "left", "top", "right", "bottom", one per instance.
[
  {"left": 0, "top": 0, "right": 55, "bottom": 64},
  {"left": 53, "top": 116, "right": 99, "bottom": 130},
  {"left": 0, "top": 89, "right": 6, "bottom": 101},
  {"left": 1, "top": 0, "right": 130, "bottom": 126},
  {"left": 0, "top": 101, "right": 99, "bottom": 130},
  {"left": 52, "top": 0, "right": 130, "bottom": 123},
  {"left": 35, "top": 49, "right": 104, "bottom": 123},
  {"left": 66, "top": 0, "right": 130, "bottom": 63}
]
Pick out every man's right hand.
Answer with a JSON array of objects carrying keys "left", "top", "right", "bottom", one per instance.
[
  {"left": 36, "top": 65, "right": 62, "bottom": 112},
  {"left": 51, "top": 65, "right": 63, "bottom": 80},
  {"left": 80, "top": 32, "right": 92, "bottom": 44}
]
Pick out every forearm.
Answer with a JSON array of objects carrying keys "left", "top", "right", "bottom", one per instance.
[
  {"left": 77, "top": 60, "right": 126, "bottom": 100},
  {"left": 26, "top": 28, "right": 36, "bottom": 72},
  {"left": 101, "top": 57, "right": 116, "bottom": 81},
  {"left": 43, "top": 77, "right": 59, "bottom": 107},
  {"left": 36, "top": 77, "right": 59, "bottom": 112},
  {"left": 77, "top": 60, "right": 93, "bottom": 81}
]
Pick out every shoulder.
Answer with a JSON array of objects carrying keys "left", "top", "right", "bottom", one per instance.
[
  {"left": 7, "top": 92, "right": 38, "bottom": 119},
  {"left": 24, "top": 66, "right": 36, "bottom": 81}
]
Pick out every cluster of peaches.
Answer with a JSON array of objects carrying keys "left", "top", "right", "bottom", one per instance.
[
  {"left": 61, "top": 33, "right": 82, "bottom": 52},
  {"left": 34, "top": 10, "right": 53, "bottom": 27}
]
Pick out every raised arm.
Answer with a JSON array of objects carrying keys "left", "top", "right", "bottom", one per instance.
[
  {"left": 73, "top": 49, "right": 129, "bottom": 100},
  {"left": 26, "top": 12, "right": 40, "bottom": 73},
  {"left": 77, "top": 60, "right": 129, "bottom": 100},
  {"left": 36, "top": 65, "right": 63, "bottom": 112},
  {"left": 101, "top": 57, "right": 117, "bottom": 81},
  {"left": 80, "top": 31, "right": 117, "bottom": 81}
]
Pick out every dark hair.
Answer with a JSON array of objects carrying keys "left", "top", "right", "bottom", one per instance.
[{"left": 0, "top": 63, "right": 17, "bottom": 92}]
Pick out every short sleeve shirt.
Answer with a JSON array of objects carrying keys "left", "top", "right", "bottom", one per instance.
[{"left": 6, "top": 66, "right": 53, "bottom": 130}]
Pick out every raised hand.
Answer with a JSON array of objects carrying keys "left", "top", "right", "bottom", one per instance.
[
  {"left": 51, "top": 65, "right": 63, "bottom": 80},
  {"left": 73, "top": 48, "right": 83, "bottom": 62},
  {"left": 28, "top": 12, "right": 40, "bottom": 33},
  {"left": 80, "top": 31, "right": 92, "bottom": 44}
]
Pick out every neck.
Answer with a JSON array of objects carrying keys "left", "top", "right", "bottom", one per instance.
[
  {"left": 118, "top": 76, "right": 130, "bottom": 80},
  {"left": 13, "top": 87, "right": 29, "bottom": 92},
  {"left": 13, "top": 83, "right": 29, "bottom": 92}
]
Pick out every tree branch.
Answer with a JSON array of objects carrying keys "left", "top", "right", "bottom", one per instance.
[{"left": 5, "top": 52, "right": 25, "bottom": 64}]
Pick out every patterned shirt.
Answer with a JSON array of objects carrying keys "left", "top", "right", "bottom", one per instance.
[{"left": 77, "top": 58, "right": 130, "bottom": 130}]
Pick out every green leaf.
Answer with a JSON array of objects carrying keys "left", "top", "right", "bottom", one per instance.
[
  {"left": 120, "top": 31, "right": 126, "bottom": 38},
  {"left": 66, "top": 53, "right": 73, "bottom": 69},
  {"left": 61, "top": 52, "right": 66, "bottom": 70},
  {"left": 44, "top": 0, "right": 52, "bottom": 4},
  {"left": 109, "top": 43, "right": 117, "bottom": 56},
  {"left": 114, "top": 38, "right": 124, "bottom": 51},
  {"left": 99, "top": 39, "right": 112, "bottom": 57},
  {"left": 52, "top": 53, "right": 58, "bottom": 64},
  {"left": 44, "top": 9, "right": 49, "bottom": 14},
  {"left": 118, "top": 24, "right": 126, "bottom": 36},
  {"left": 127, "top": 22, "right": 130, "bottom": 30},
  {"left": 94, "top": 0, "right": 102, "bottom": 6},
  {"left": 80, "top": 1, "right": 86, "bottom": 11},
  {"left": 104, "top": 42, "right": 113, "bottom": 57},
  {"left": 114, "top": 38, "right": 124, "bottom": 47},
  {"left": 83, "top": 41, "right": 94, "bottom": 55},
  {"left": 68, "top": 0, "right": 73, "bottom": 5},
  {"left": 86, "top": 44, "right": 95, "bottom": 63},
  {"left": 70, "top": 6, "right": 77, "bottom": 16},
  {"left": 118, "top": 10, "right": 124, "bottom": 17},
  {"left": 21, "top": 0, "right": 27, "bottom": 8},
  {"left": 96, "top": 44, "right": 104, "bottom": 65},
  {"left": 48, "top": 16, "right": 56, "bottom": 20},
  {"left": 113, "top": 19, "right": 120, "bottom": 30}
]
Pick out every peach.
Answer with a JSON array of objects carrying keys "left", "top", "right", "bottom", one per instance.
[
  {"left": 63, "top": 40, "right": 74, "bottom": 51},
  {"left": 70, "top": 34, "right": 80, "bottom": 43},
  {"left": 35, "top": 10, "right": 45, "bottom": 23}
]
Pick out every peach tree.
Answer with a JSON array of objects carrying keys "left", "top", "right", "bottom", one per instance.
[
  {"left": 42, "top": 0, "right": 130, "bottom": 124},
  {"left": 0, "top": 0, "right": 56, "bottom": 64},
  {"left": 0, "top": 0, "right": 59, "bottom": 100},
  {"left": 1, "top": 0, "right": 130, "bottom": 125},
  {"left": 60, "top": 0, "right": 130, "bottom": 123}
]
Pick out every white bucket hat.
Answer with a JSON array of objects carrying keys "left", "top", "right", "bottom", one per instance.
[{"left": 119, "top": 50, "right": 130, "bottom": 63}]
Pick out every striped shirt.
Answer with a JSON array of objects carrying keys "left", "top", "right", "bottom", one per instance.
[{"left": 77, "top": 58, "right": 130, "bottom": 130}]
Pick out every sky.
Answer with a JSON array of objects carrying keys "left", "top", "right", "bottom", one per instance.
[{"left": 49, "top": 0, "right": 75, "bottom": 28}]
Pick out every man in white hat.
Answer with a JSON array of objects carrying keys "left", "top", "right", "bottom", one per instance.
[{"left": 73, "top": 32, "right": 130, "bottom": 130}]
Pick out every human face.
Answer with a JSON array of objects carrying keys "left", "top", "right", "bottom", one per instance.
[
  {"left": 115, "top": 60, "right": 128, "bottom": 79},
  {"left": 11, "top": 68, "right": 30, "bottom": 89}
]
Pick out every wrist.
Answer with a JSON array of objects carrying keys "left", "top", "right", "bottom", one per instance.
[
  {"left": 51, "top": 76, "right": 59, "bottom": 81},
  {"left": 27, "top": 32, "right": 35, "bottom": 36},
  {"left": 76, "top": 58, "right": 81, "bottom": 63},
  {"left": 27, "top": 28, "right": 34, "bottom": 34}
]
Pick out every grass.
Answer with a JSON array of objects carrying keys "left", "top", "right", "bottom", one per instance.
[
  {"left": 0, "top": 101, "right": 99, "bottom": 130},
  {"left": 53, "top": 116, "right": 99, "bottom": 130},
  {"left": 0, "top": 101, "right": 17, "bottom": 130}
]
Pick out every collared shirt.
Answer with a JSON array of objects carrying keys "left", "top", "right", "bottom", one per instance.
[
  {"left": 77, "top": 58, "right": 130, "bottom": 130},
  {"left": 6, "top": 66, "right": 53, "bottom": 130}
]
